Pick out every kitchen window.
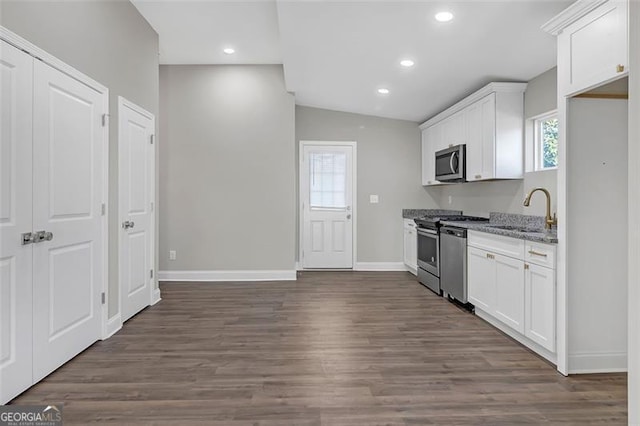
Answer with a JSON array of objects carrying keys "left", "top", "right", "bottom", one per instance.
[{"left": 534, "top": 112, "right": 558, "bottom": 170}]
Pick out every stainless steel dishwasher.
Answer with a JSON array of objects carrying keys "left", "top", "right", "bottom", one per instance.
[{"left": 440, "top": 226, "right": 468, "bottom": 304}]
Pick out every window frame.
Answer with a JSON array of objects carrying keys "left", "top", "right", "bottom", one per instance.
[{"left": 533, "top": 110, "right": 559, "bottom": 171}]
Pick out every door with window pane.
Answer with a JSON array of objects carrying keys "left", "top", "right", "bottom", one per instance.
[{"left": 301, "top": 143, "right": 354, "bottom": 268}]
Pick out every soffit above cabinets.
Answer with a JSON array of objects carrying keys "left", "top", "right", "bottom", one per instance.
[{"left": 132, "top": 0, "right": 572, "bottom": 122}]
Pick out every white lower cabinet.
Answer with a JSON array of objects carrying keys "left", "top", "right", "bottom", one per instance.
[
  {"left": 468, "top": 247, "right": 495, "bottom": 311},
  {"left": 525, "top": 263, "right": 556, "bottom": 352},
  {"left": 494, "top": 254, "right": 525, "bottom": 334},
  {"left": 403, "top": 219, "right": 417, "bottom": 275},
  {"left": 468, "top": 231, "right": 556, "bottom": 359}
]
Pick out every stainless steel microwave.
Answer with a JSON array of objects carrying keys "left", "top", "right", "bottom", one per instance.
[{"left": 435, "top": 144, "right": 466, "bottom": 182}]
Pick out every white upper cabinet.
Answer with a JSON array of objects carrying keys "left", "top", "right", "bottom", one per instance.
[
  {"left": 420, "top": 83, "right": 526, "bottom": 186},
  {"left": 421, "top": 125, "right": 439, "bottom": 185},
  {"left": 543, "top": 0, "right": 628, "bottom": 95},
  {"left": 465, "top": 93, "right": 496, "bottom": 182},
  {"left": 441, "top": 111, "right": 465, "bottom": 148}
]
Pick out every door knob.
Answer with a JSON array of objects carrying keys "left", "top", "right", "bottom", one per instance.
[
  {"left": 21, "top": 232, "right": 35, "bottom": 245},
  {"left": 32, "top": 231, "right": 53, "bottom": 243},
  {"left": 346, "top": 214, "right": 352, "bottom": 220},
  {"left": 122, "top": 220, "right": 135, "bottom": 230}
]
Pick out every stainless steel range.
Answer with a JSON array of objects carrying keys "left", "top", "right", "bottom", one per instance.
[{"left": 414, "top": 215, "right": 488, "bottom": 296}]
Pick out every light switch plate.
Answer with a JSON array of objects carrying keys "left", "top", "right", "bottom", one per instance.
[
  {"left": 169, "top": 250, "right": 177, "bottom": 261},
  {"left": 370, "top": 195, "right": 379, "bottom": 204}
]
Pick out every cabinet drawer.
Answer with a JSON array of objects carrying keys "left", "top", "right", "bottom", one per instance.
[
  {"left": 468, "top": 230, "right": 524, "bottom": 259},
  {"left": 525, "top": 242, "right": 556, "bottom": 269}
]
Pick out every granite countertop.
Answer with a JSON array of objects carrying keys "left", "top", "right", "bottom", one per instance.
[
  {"left": 441, "top": 212, "right": 558, "bottom": 244},
  {"left": 402, "top": 209, "right": 462, "bottom": 219}
]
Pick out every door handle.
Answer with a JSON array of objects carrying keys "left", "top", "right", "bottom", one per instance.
[
  {"left": 22, "top": 232, "right": 35, "bottom": 245},
  {"left": 122, "top": 220, "right": 135, "bottom": 230},
  {"left": 32, "top": 231, "right": 53, "bottom": 243}
]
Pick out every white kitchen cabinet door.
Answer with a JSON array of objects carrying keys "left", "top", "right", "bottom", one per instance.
[
  {"left": 525, "top": 264, "right": 556, "bottom": 352},
  {"left": 467, "top": 246, "right": 495, "bottom": 312},
  {"left": 0, "top": 40, "right": 34, "bottom": 405},
  {"left": 558, "top": 0, "right": 628, "bottom": 95},
  {"left": 32, "top": 59, "right": 104, "bottom": 382},
  {"left": 403, "top": 221, "right": 417, "bottom": 274},
  {"left": 465, "top": 93, "right": 496, "bottom": 181},
  {"left": 440, "top": 111, "right": 465, "bottom": 148},
  {"left": 421, "top": 125, "right": 441, "bottom": 186},
  {"left": 494, "top": 254, "right": 525, "bottom": 333}
]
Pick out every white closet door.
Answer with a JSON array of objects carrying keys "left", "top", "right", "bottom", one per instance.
[
  {"left": 0, "top": 40, "right": 34, "bottom": 404},
  {"left": 119, "top": 99, "right": 154, "bottom": 322},
  {"left": 32, "top": 60, "right": 104, "bottom": 382}
]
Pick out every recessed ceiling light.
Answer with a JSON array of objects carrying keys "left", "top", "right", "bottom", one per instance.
[
  {"left": 400, "top": 59, "right": 415, "bottom": 67},
  {"left": 223, "top": 48, "right": 235, "bottom": 55},
  {"left": 435, "top": 11, "right": 454, "bottom": 22},
  {"left": 377, "top": 88, "right": 390, "bottom": 95}
]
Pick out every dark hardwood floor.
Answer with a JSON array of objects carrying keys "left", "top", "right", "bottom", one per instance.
[{"left": 12, "top": 272, "right": 627, "bottom": 424}]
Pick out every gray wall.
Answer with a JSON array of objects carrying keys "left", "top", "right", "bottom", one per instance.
[
  {"left": 567, "top": 98, "right": 627, "bottom": 369},
  {"left": 159, "top": 65, "right": 295, "bottom": 271},
  {"left": 429, "top": 67, "right": 558, "bottom": 218},
  {"left": 295, "top": 106, "right": 438, "bottom": 263},
  {"left": 0, "top": 1, "right": 159, "bottom": 318}
]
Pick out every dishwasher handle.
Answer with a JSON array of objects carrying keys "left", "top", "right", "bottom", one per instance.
[{"left": 441, "top": 226, "right": 467, "bottom": 238}]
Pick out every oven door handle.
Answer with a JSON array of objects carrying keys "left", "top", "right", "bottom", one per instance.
[{"left": 417, "top": 228, "right": 438, "bottom": 236}]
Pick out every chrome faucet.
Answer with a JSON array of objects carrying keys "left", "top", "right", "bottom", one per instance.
[{"left": 523, "top": 187, "right": 557, "bottom": 230}]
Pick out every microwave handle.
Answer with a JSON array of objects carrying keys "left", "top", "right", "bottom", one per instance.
[{"left": 449, "top": 151, "right": 458, "bottom": 174}]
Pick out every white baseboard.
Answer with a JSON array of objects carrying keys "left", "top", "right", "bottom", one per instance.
[
  {"left": 102, "top": 314, "right": 122, "bottom": 340},
  {"left": 568, "top": 352, "right": 628, "bottom": 374},
  {"left": 158, "top": 270, "right": 297, "bottom": 282},
  {"left": 151, "top": 288, "right": 162, "bottom": 305},
  {"left": 475, "top": 308, "right": 557, "bottom": 365},
  {"left": 353, "top": 262, "right": 408, "bottom": 271}
]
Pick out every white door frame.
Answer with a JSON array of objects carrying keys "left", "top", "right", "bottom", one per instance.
[
  {"left": 0, "top": 26, "right": 111, "bottom": 341},
  {"left": 628, "top": 1, "right": 639, "bottom": 422},
  {"left": 298, "top": 141, "right": 357, "bottom": 269},
  {"left": 117, "top": 96, "right": 158, "bottom": 324}
]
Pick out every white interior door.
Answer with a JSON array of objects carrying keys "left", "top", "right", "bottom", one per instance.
[
  {"left": 119, "top": 98, "right": 154, "bottom": 323},
  {"left": 0, "top": 40, "right": 34, "bottom": 404},
  {"left": 301, "top": 143, "right": 354, "bottom": 269},
  {"left": 32, "top": 59, "right": 104, "bottom": 382}
]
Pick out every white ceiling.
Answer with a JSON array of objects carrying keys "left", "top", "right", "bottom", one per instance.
[
  {"left": 131, "top": 0, "right": 282, "bottom": 64},
  {"left": 131, "top": 0, "right": 572, "bottom": 122}
]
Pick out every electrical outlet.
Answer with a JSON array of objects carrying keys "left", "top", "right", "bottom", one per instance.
[
  {"left": 448, "top": 195, "right": 453, "bottom": 205},
  {"left": 169, "top": 250, "right": 176, "bottom": 261},
  {"left": 370, "top": 194, "right": 379, "bottom": 204}
]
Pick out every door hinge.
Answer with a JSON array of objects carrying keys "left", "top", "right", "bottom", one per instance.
[
  {"left": 101, "top": 203, "right": 106, "bottom": 216},
  {"left": 150, "top": 202, "right": 154, "bottom": 212},
  {"left": 150, "top": 134, "right": 155, "bottom": 145},
  {"left": 101, "top": 114, "right": 109, "bottom": 127},
  {"left": 150, "top": 269, "right": 154, "bottom": 279},
  {"left": 302, "top": 251, "right": 304, "bottom": 259},
  {"left": 101, "top": 292, "right": 106, "bottom": 304}
]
